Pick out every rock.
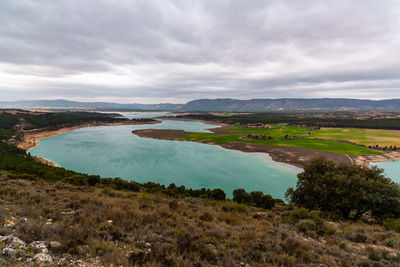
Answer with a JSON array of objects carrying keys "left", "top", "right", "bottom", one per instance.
[
  {"left": 49, "top": 241, "right": 61, "bottom": 248},
  {"left": 34, "top": 253, "right": 52, "bottom": 263},
  {"left": 60, "top": 210, "right": 75, "bottom": 215},
  {"left": 9, "top": 236, "right": 26, "bottom": 249},
  {"left": 2, "top": 247, "right": 16, "bottom": 256},
  {"left": 253, "top": 212, "right": 268, "bottom": 219},
  {"left": 29, "top": 241, "right": 48, "bottom": 253},
  {"left": 3, "top": 221, "right": 15, "bottom": 228},
  {"left": 0, "top": 235, "right": 13, "bottom": 243},
  {"left": 19, "top": 218, "right": 28, "bottom": 224}
]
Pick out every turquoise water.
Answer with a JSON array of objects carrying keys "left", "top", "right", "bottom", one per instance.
[
  {"left": 29, "top": 120, "right": 301, "bottom": 199},
  {"left": 374, "top": 161, "right": 400, "bottom": 184}
]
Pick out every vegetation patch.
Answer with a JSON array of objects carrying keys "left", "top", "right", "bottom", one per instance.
[{"left": 179, "top": 123, "right": 382, "bottom": 155}]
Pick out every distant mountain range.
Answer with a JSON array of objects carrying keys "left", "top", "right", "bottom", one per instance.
[
  {"left": 2, "top": 98, "right": 400, "bottom": 112},
  {"left": 0, "top": 99, "right": 180, "bottom": 111}
]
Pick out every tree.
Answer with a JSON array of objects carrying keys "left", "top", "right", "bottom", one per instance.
[
  {"left": 233, "top": 189, "right": 249, "bottom": 204},
  {"left": 249, "top": 191, "right": 264, "bottom": 206},
  {"left": 285, "top": 157, "right": 400, "bottom": 221},
  {"left": 208, "top": 188, "right": 226, "bottom": 200},
  {"left": 259, "top": 194, "right": 275, "bottom": 210}
]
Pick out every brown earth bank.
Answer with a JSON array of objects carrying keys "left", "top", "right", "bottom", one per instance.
[
  {"left": 155, "top": 116, "right": 231, "bottom": 127},
  {"left": 132, "top": 129, "right": 353, "bottom": 168},
  {"left": 18, "top": 120, "right": 161, "bottom": 151},
  {"left": 353, "top": 152, "right": 400, "bottom": 167}
]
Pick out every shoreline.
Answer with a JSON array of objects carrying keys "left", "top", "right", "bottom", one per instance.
[
  {"left": 352, "top": 152, "right": 400, "bottom": 167},
  {"left": 17, "top": 118, "right": 400, "bottom": 169},
  {"left": 132, "top": 128, "right": 400, "bottom": 168},
  {"left": 18, "top": 120, "right": 161, "bottom": 151},
  {"left": 156, "top": 117, "right": 230, "bottom": 128},
  {"left": 131, "top": 129, "right": 351, "bottom": 168}
]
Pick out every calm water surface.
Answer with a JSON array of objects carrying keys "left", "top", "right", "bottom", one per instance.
[
  {"left": 29, "top": 119, "right": 301, "bottom": 198},
  {"left": 374, "top": 161, "right": 400, "bottom": 184}
]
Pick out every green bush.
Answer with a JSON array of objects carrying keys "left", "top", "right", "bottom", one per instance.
[
  {"left": 383, "top": 218, "right": 400, "bottom": 232},
  {"left": 296, "top": 219, "right": 316, "bottom": 232},
  {"left": 208, "top": 188, "right": 226, "bottom": 200},
  {"left": 290, "top": 208, "right": 310, "bottom": 220},
  {"left": 200, "top": 212, "right": 213, "bottom": 222},
  {"left": 320, "top": 224, "right": 336, "bottom": 236},
  {"left": 260, "top": 194, "right": 275, "bottom": 210},
  {"left": 233, "top": 189, "right": 249, "bottom": 204},
  {"left": 232, "top": 188, "right": 275, "bottom": 209},
  {"left": 384, "top": 237, "right": 396, "bottom": 248}
]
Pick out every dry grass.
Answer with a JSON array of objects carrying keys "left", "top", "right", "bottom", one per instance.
[{"left": 1, "top": 174, "right": 400, "bottom": 266}]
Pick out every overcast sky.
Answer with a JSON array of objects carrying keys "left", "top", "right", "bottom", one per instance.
[{"left": 1, "top": 0, "right": 400, "bottom": 103}]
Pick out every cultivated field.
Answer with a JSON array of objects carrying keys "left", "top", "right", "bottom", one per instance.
[
  {"left": 179, "top": 124, "right": 389, "bottom": 155},
  {"left": 313, "top": 128, "right": 400, "bottom": 147}
]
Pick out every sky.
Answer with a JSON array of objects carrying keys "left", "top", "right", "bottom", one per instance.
[{"left": 1, "top": 0, "right": 400, "bottom": 104}]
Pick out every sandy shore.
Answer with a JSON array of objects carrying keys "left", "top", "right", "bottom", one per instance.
[
  {"left": 352, "top": 152, "right": 400, "bottom": 167},
  {"left": 18, "top": 120, "right": 161, "bottom": 151}
]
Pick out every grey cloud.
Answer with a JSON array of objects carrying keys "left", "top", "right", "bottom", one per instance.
[{"left": 0, "top": 0, "right": 400, "bottom": 102}]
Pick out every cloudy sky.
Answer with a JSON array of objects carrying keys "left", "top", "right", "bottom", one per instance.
[{"left": 1, "top": 0, "right": 400, "bottom": 103}]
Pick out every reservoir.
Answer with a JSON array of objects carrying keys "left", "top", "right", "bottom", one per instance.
[
  {"left": 374, "top": 161, "right": 400, "bottom": 184},
  {"left": 29, "top": 119, "right": 301, "bottom": 199}
]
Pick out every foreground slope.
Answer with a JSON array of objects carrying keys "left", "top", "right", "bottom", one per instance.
[{"left": 1, "top": 174, "right": 400, "bottom": 266}]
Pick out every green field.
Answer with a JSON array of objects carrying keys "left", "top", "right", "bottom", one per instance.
[
  {"left": 313, "top": 128, "right": 400, "bottom": 147},
  {"left": 179, "top": 124, "right": 386, "bottom": 155}
]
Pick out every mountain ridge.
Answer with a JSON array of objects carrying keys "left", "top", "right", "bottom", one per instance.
[{"left": 2, "top": 98, "right": 400, "bottom": 112}]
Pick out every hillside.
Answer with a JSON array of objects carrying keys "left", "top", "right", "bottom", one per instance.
[
  {"left": 0, "top": 100, "right": 180, "bottom": 111},
  {"left": 180, "top": 98, "right": 400, "bottom": 112},
  {"left": 3, "top": 98, "right": 400, "bottom": 112},
  {"left": 2, "top": 173, "right": 400, "bottom": 266}
]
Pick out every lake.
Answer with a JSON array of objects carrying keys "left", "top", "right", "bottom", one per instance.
[
  {"left": 374, "top": 161, "right": 400, "bottom": 184},
  {"left": 29, "top": 119, "right": 301, "bottom": 199}
]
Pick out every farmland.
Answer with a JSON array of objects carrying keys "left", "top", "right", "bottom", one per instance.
[{"left": 178, "top": 124, "right": 389, "bottom": 155}]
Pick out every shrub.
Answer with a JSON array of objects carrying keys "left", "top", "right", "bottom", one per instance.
[
  {"left": 260, "top": 194, "right": 275, "bottom": 209},
  {"left": 365, "top": 246, "right": 381, "bottom": 261},
  {"left": 383, "top": 218, "right": 400, "bottom": 232},
  {"left": 208, "top": 188, "right": 226, "bottom": 200},
  {"left": 221, "top": 202, "right": 248, "bottom": 213},
  {"left": 66, "top": 175, "right": 87, "bottom": 186},
  {"left": 200, "top": 212, "right": 213, "bottom": 222},
  {"left": 296, "top": 219, "right": 316, "bottom": 232},
  {"left": 87, "top": 175, "right": 101, "bottom": 186},
  {"left": 384, "top": 237, "right": 396, "bottom": 248},
  {"left": 320, "top": 224, "right": 336, "bottom": 236},
  {"left": 249, "top": 191, "right": 263, "bottom": 205},
  {"left": 233, "top": 189, "right": 275, "bottom": 209},
  {"left": 290, "top": 208, "right": 310, "bottom": 220},
  {"left": 232, "top": 189, "right": 249, "bottom": 204}
]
